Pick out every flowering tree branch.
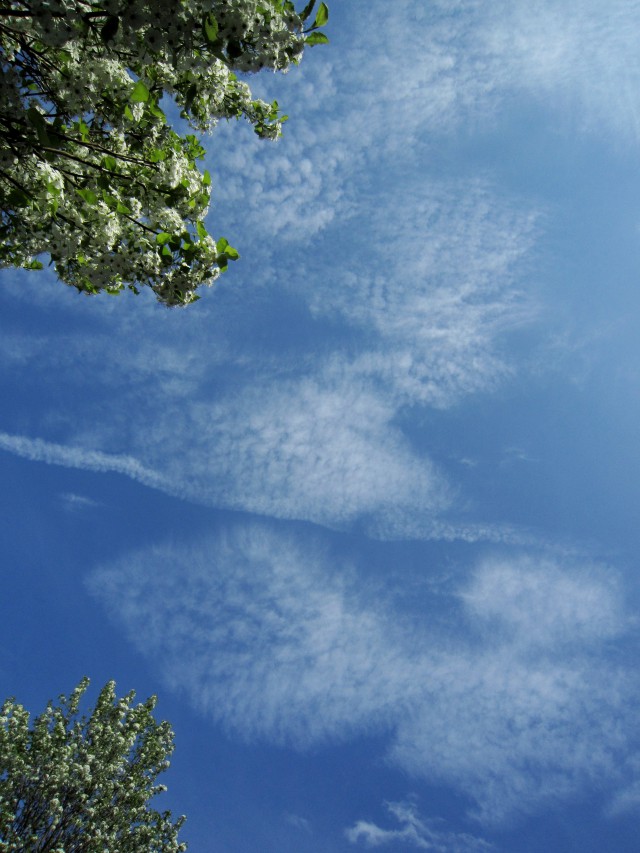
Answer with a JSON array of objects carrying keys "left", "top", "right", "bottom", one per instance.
[
  {"left": 0, "top": 679, "right": 187, "bottom": 851},
  {"left": 0, "top": 0, "right": 329, "bottom": 306}
]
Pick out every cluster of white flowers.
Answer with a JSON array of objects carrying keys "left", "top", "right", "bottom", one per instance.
[
  {"left": 0, "top": 679, "right": 187, "bottom": 850},
  {"left": 0, "top": 0, "right": 329, "bottom": 305}
]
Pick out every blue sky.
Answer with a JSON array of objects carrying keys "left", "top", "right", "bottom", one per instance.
[{"left": 3, "top": 1, "right": 640, "bottom": 850}]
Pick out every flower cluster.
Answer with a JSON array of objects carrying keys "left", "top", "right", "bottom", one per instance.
[
  {"left": 0, "top": 678, "right": 186, "bottom": 850},
  {"left": 0, "top": 0, "right": 329, "bottom": 305}
]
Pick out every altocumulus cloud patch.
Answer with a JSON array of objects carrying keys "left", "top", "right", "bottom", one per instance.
[
  {"left": 309, "top": 179, "right": 539, "bottom": 410},
  {"left": 87, "top": 525, "right": 640, "bottom": 825},
  {"left": 139, "top": 374, "right": 454, "bottom": 531},
  {"left": 0, "top": 174, "right": 539, "bottom": 542}
]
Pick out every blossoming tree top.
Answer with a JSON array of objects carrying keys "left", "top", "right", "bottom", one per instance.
[{"left": 0, "top": 0, "right": 329, "bottom": 305}]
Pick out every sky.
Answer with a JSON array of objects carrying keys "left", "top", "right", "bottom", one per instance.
[{"left": 2, "top": 1, "right": 640, "bottom": 850}]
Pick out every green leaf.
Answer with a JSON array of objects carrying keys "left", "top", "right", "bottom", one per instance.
[
  {"left": 149, "top": 148, "right": 166, "bottom": 163},
  {"left": 148, "top": 101, "right": 166, "bottom": 121},
  {"left": 155, "top": 232, "right": 172, "bottom": 245},
  {"left": 101, "top": 155, "right": 118, "bottom": 172},
  {"left": 202, "top": 170, "right": 211, "bottom": 187},
  {"left": 78, "top": 278, "right": 99, "bottom": 294},
  {"left": 305, "top": 31, "right": 329, "bottom": 45},
  {"left": 203, "top": 12, "right": 219, "bottom": 44},
  {"left": 130, "top": 80, "right": 150, "bottom": 103},
  {"left": 76, "top": 120, "right": 90, "bottom": 142},
  {"left": 314, "top": 2, "right": 329, "bottom": 26},
  {"left": 75, "top": 188, "right": 98, "bottom": 206},
  {"left": 26, "top": 106, "right": 43, "bottom": 128},
  {"left": 123, "top": 104, "right": 134, "bottom": 121},
  {"left": 185, "top": 135, "right": 205, "bottom": 159},
  {"left": 184, "top": 83, "right": 198, "bottom": 109},
  {"left": 216, "top": 237, "right": 229, "bottom": 253},
  {"left": 300, "top": 0, "right": 316, "bottom": 21},
  {"left": 116, "top": 201, "right": 131, "bottom": 215},
  {"left": 26, "top": 106, "right": 50, "bottom": 146},
  {"left": 196, "top": 221, "right": 208, "bottom": 240}
]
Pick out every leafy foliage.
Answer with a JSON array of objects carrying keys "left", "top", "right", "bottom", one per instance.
[
  {"left": 0, "top": 678, "right": 186, "bottom": 851},
  {"left": 0, "top": 0, "right": 329, "bottom": 305}
]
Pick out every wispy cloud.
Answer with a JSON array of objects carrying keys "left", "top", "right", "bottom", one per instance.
[
  {"left": 0, "top": 432, "right": 169, "bottom": 492},
  {"left": 0, "top": 1, "right": 555, "bottom": 545},
  {"left": 311, "top": 180, "right": 539, "bottom": 409},
  {"left": 481, "top": 0, "right": 640, "bottom": 142},
  {"left": 0, "top": 417, "right": 538, "bottom": 544},
  {"left": 88, "top": 525, "right": 640, "bottom": 824},
  {"left": 0, "top": 175, "right": 541, "bottom": 541},
  {"left": 144, "top": 374, "right": 453, "bottom": 532},
  {"left": 345, "top": 799, "right": 493, "bottom": 851},
  {"left": 605, "top": 768, "right": 640, "bottom": 818},
  {"left": 284, "top": 813, "right": 312, "bottom": 834},
  {"left": 4, "top": 0, "right": 637, "bottom": 546},
  {"left": 210, "top": 0, "right": 640, "bottom": 265},
  {"left": 57, "top": 492, "right": 101, "bottom": 512}
]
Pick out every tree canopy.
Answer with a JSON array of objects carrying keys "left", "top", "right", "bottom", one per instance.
[
  {"left": 0, "top": 678, "right": 186, "bottom": 851},
  {"left": 0, "top": 0, "right": 329, "bottom": 305}
]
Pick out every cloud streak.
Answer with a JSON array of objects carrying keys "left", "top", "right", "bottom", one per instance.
[{"left": 0, "top": 432, "right": 169, "bottom": 492}]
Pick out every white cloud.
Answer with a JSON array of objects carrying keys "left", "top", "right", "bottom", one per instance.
[
  {"left": 88, "top": 526, "right": 640, "bottom": 825},
  {"left": 88, "top": 526, "right": 416, "bottom": 744},
  {"left": 118, "top": 178, "right": 540, "bottom": 531},
  {"left": 460, "top": 557, "right": 624, "bottom": 648},
  {"left": 57, "top": 492, "right": 101, "bottom": 512},
  {"left": 208, "top": 0, "right": 640, "bottom": 265},
  {"left": 0, "top": 2, "right": 554, "bottom": 547},
  {"left": 345, "top": 800, "right": 493, "bottom": 851},
  {"left": 6, "top": 0, "right": 638, "bottom": 546},
  {"left": 0, "top": 367, "right": 456, "bottom": 536},
  {"left": 350, "top": 0, "right": 640, "bottom": 147},
  {"left": 0, "top": 420, "right": 535, "bottom": 543},
  {"left": 0, "top": 432, "right": 169, "bottom": 492},
  {"left": 145, "top": 374, "right": 452, "bottom": 531},
  {"left": 0, "top": 332, "right": 48, "bottom": 365},
  {"left": 482, "top": 0, "right": 640, "bottom": 142},
  {"left": 284, "top": 813, "right": 312, "bottom": 834},
  {"left": 606, "top": 773, "right": 640, "bottom": 817},
  {"left": 198, "top": 1, "right": 519, "bottom": 255},
  {"left": 312, "top": 180, "right": 538, "bottom": 409}
]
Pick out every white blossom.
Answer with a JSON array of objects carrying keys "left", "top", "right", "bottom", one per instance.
[
  {"left": 0, "top": 0, "right": 329, "bottom": 305},
  {"left": 0, "top": 679, "right": 187, "bottom": 851}
]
